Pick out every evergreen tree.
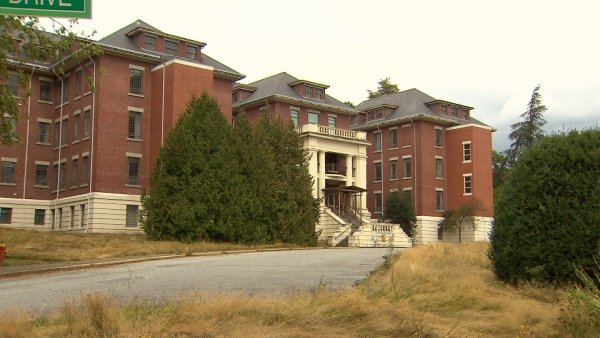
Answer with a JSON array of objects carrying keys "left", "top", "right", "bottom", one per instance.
[
  {"left": 382, "top": 191, "right": 416, "bottom": 237},
  {"left": 367, "top": 77, "right": 400, "bottom": 99},
  {"left": 490, "top": 129, "right": 600, "bottom": 285},
  {"left": 254, "top": 113, "right": 319, "bottom": 245},
  {"left": 508, "top": 85, "right": 547, "bottom": 164},
  {"left": 141, "top": 93, "right": 234, "bottom": 242},
  {"left": 492, "top": 150, "right": 510, "bottom": 190}
]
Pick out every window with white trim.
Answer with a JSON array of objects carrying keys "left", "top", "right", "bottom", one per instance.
[
  {"left": 308, "top": 111, "right": 319, "bottom": 124},
  {"left": 403, "top": 157, "right": 411, "bottom": 178},
  {"left": 436, "top": 190, "right": 443, "bottom": 211},
  {"left": 73, "top": 114, "right": 80, "bottom": 142},
  {"left": 390, "top": 160, "right": 398, "bottom": 180},
  {"left": 40, "top": 78, "right": 52, "bottom": 102},
  {"left": 374, "top": 192, "right": 382, "bottom": 213},
  {"left": 127, "top": 156, "right": 141, "bottom": 186},
  {"left": 463, "top": 142, "right": 472, "bottom": 162},
  {"left": 390, "top": 128, "right": 398, "bottom": 148},
  {"left": 435, "top": 158, "right": 443, "bottom": 178},
  {"left": 290, "top": 109, "right": 299, "bottom": 127},
  {"left": 83, "top": 109, "right": 91, "bottom": 138},
  {"left": 1, "top": 160, "right": 16, "bottom": 184},
  {"left": 71, "top": 158, "right": 79, "bottom": 187},
  {"left": 128, "top": 110, "right": 142, "bottom": 140},
  {"left": 0, "top": 207, "right": 12, "bottom": 224},
  {"left": 34, "top": 209, "right": 45, "bottom": 225},
  {"left": 435, "top": 127, "right": 443, "bottom": 147},
  {"left": 328, "top": 116, "right": 336, "bottom": 128},
  {"left": 464, "top": 174, "right": 472, "bottom": 194},
  {"left": 38, "top": 121, "right": 50, "bottom": 144},
  {"left": 374, "top": 162, "right": 382, "bottom": 182},
  {"left": 35, "top": 164, "right": 48, "bottom": 186}
]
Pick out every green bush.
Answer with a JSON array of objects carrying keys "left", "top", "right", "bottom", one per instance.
[
  {"left": 489, "top": 129, "right": 600, "bottom": 284},
  {"left": 382, "top": 191, "right": 416, "bottom": 237}
]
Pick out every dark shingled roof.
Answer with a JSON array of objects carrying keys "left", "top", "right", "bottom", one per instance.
[
  {"left": 355, "top": 88, "right": 492, "bottom": 130},
  {"left": 233, "top": 72, "right": 357, "bottom": 113},
  {"left": 99, "top": 19, "right": 244, "bottom": 80}
]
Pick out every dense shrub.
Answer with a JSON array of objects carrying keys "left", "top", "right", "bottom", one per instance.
[
  {"left": 489, "top": 129, "right": 600, "bottom": 284},
  {"left": 382, "top": 191, "right": 416, "bottom": 237}
]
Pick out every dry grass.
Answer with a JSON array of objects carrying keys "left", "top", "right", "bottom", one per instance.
[
  {"left": 0, "top": 242, "right": 575, "bottom": 337},
  {"left": 0, "top": 228, "right": 296, "bottom": 265}
]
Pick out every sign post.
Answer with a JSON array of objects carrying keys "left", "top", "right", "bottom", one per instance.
[{"left": 0, "top": 0, "right": 92, "bottom": 18}]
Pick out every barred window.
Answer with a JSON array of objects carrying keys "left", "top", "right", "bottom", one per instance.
[
  {"left": 83, "top": 109, "right": 91, "bottom": 138},
  {"left": 34, "top": 209, "right": 45, "bottom": 225},
  {"left": 35, "top": 164, "right": 48, "bottom": 186},
  {"left": 38, "top": 122, "right": 50, "bottom": 143},
  {"left": 81, "top": 156, "right": 89, "bottom": 185},
  {"left": 1, "top": 161, "right": 15, "bottom": 184},
  {"left": 40, "top": 79, "right": 52, "bottom": 101},
  {"left": 72, "top": 159, "right": 79, "bottom": 187},
  {"left": 8, "top": 73, "right": 19, "bottom": 96},
  {"left": 403, "top": 158, "right": 411, "bottom": 178},
  {"left": 0, "top": 208, "right": 12, "bottom": 224},
  {"left": 129, "top": 68, "right": 143, "bottom": 95},
  {"left": 127, "top": 157, "right": 140, "bottom": 185},
  {"left": 73, "top": 115, "right": 80, "bottom": 142},
  {"left": 126, "top": 205, "right": 139, "bottom": 227},
  {"left": 128, "top": 111, "right": 142, "bottom": 140}
]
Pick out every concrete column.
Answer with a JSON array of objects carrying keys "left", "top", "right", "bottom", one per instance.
[
  {"left": 319, "top": 151, "right": 326, "bottom": 200},
  {"left": 345, "top": 155, "right": 353, "bottom": 186},
  {"left": 308, "top": 149, "right": 318, "bottom": 199},
  {"left": 356, "top": 155, "right": 368, "bottom": 209}
]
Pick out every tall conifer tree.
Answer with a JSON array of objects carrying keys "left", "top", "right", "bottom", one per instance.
[{"left": 508, "top": 85, "right": 547, "bottom": 164}]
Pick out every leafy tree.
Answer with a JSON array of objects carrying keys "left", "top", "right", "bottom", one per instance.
[
  {"left": 343, "top": 101, "right": 355, "bottom": 108},
  {"left": 507, "top": 85, "right": 547, "bottom": 164},
  {"left": 489, "top": 129, "right": 600, "bottom": 285},
  {"left": 1, "top": 16, "right": 99, "bottom": 144},
  {"left": 382, "top": 191, "right": 416, "bottom": 237},
  {"left": 439, "top": 201, "right": 479, "bottom": 243},
  {"left": 492, "top": 150, "right": 510, "bottom": 190},
  {"left": 367, "top": 77, "right": 399, "bottom": 99}
]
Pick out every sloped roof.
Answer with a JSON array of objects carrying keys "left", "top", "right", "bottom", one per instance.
[
  {"left": 233, "top": 72, "right": 358, "bottom": 113},
  {"left": 354, "top": 88, "right": 492, "bottom": 130},
  {"left": 99, "top": 20, "right": 244, "bottom": 80}
]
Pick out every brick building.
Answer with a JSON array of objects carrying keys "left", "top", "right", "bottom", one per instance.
[
  {"left": 0, "top": 20, "right": 243, "bottom": 232},
  {"left": 353, "top": 89, "right": 494, "bottom": 243}
]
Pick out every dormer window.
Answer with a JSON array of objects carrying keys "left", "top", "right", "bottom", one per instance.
[
  {"left": 186, "top": 45, "right": 197, "bottom": 60},
  {"left": 441, "top": 105, "right": 447, "bottom": 115},
  {"left": 232, "top": 91, "right": 239, "bottom": 103},
  {"left": 315, "top": 88, "right": 323, "bottom": 100},
  {"left": 451, "top": 107, "right": 458, "bottom": 118},
  {"left": 165, "top": 40, "right": 178, "bottom": 56},
  {"left": 304, "top": 86, "right": 312, "bottom": 98},
  {"left": 144, "top": 35, "right": 156, "bottom": 51}
]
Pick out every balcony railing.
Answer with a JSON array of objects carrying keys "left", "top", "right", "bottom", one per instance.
[
  {"left": 296, "top": 124, "right": 367, "bottom": 141},
  {"left": 325, "top": 163, "right": 346, "bottom": 175}
]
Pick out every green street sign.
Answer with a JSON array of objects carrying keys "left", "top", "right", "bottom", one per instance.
[{"left": 0, "top": 0, "right": 92, "bottom": 18}]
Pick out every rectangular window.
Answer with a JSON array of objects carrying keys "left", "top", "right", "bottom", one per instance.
[
  {"left": 436, "top": 190, "right": 443, "bottom": 211},
  {"left": 186, "top": 45, "right": 197, "bottom": 60},
  {"left": 374, "top": 162, "right": 382, "bottom": 182},
  {"left": 315, "top": 88, "right": 323, "bottom": 100},
  {"left": 374, "top": 192, "right": 382, "bottom": 213},
  {"left": 80, "top": 204, "right": 86, "bottom": 227},
  {"left": 59, "top": 162, "right": 66, "bottom": 190},
  {"left": 435, "top": 158, "right": 443, "bottom": 179},
  {"left": 403, "top": 157, "right": 411, "bottom": 178},
  {"left": 441, "top": 105, "right": 447, "bottom": 115},
  {"left": 53, "top": 164, "right": 58, "bottom": 189},
  {"left": 144, "top": 35, "right": 156, "bottom": 50},
  {"left": 38, "top": 121, "right": 50, "bottom": 143},
  {"left": 40, "top": 79, "right": 52, "bottom": 101},
  {"left": 463, "top": 112, "right": 469, "bottom": 120},
  {"left": 83, "top": 109, "right": 91, "bottom": 138},
  {"left": 367, "top": 111, "right": 375, "bottom": 121},
  {"left": 0, "top": 208, "right": 12, "bottom": 224},
  {"left": 451, "top": 107, "right": 458, "bottom": 118},
  {"left": 128, "top": 111, "right": 142, "bottom": 140},
  {"left": 374, "top": 132, "right": 382, "bottom": 151},
  {"left": 232, "top": 92, "right": 238, "bottom": 103},
  {"left": 7, "top": 117, "right": 16, "bottom": 139},
  {"left": 390, "top": 129, "right": 398, "bottom": 148},
  {"left": 58, "top": 208, "right": 63, "bottom": 228},
  {"left": 390, "top": 160, "right": 398, "bottom": 180},
  {"left": 165, "top": 40, "right": 178, "bottom": 55},
  {"left": 75, "top": 69, "right": 82, "bottom": 97},
  {"left": 71, "top": 159, "right": 78, "bottom": 187},
  {"left": 129, "top": 68, "right": 143, "bottom": 95},
  {"left": 60, "top": 119, "right": 68, "bottom": 145},
  {"left": 435, "top": 128, "right": 443, "bottom": 147},
  {"left": 464, "top": 174, "right": 473, "bottom": 194},
  {"left": 403, "top": 189, "right": 412, "bottom": 201},
  {"left": 62, "top": 77, "right": 69, "bottom": 102},
  {"left": 126, "top": 205, "right": 139, "bottom": 227},
  {"left": 81, "top": 156, "right": 89, "bottom": 185},
  {"left": 73, "top": 115, "right": 80, "bottom": 142},
  {"left": 463, "top": 142, "right": 472, "bottom": 162},
  {"left": 304, "top": 86, "right": 312, "bottom": 98},
  {"left": 402, "top": 126, "right": 412, "bottom": 147},
  {"left": 328, "top": 116, "right": 336, "bottom": 128},
  {"left": 54, "top": 122, "right": 60, "bottom": 145},
  {"left": 70, "top": 206, "right": 75, "bottom": 227},
  {"left": 308, "top": 111, "right": 319, "bottom": 124},
  {"left": 35, "top": 164, "right": 48, "bottom": 186},
  {"left": 290, "top": 109, "right": 299, "bottom": 127},
  {"left": 34, "top": 209, "right": 45, "bottom": 225},
  {"left": 8, "top": 73, "right": 19, "bottom": 96},
  {"left": 1, "top": 161, "right": 16, "bottom": 184},
  {"left": 127, "top": 157, "right": 141, "bottom": 185}
]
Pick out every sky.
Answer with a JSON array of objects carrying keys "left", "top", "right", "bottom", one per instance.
[{"left": 44, "top": 0, "right": 600, "bottom": 150}]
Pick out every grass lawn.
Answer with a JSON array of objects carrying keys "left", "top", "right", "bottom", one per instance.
[
  {"left": 1, "top": 242, "right": 584, "bottom": 337},
  {"left": 0, "top": 228, "right": 297, "bottom": 266}
]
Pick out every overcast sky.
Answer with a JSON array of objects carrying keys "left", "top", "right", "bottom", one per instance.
[{"left": 45, "top": 0, "right": 600, "bottom": 150}]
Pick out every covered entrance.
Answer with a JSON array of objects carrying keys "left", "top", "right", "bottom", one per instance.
[{"left": 322, "top": 185, "right": 367, "bottom": 229}]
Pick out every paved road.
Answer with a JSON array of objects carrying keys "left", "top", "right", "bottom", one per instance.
[{"left": 0, "top": 248, "right": 394, "bottom": 313}]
